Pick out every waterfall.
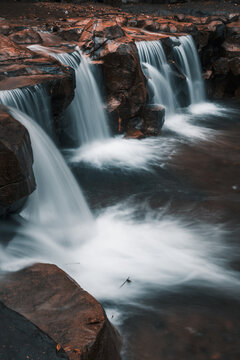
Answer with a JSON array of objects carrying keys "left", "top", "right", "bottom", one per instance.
[
  {"left": 8, "top": 107, "right": 93, "bottom": 241},
  {"left": 136, "top": 40, "right": 179, "bottom": 116},
  {"left": 0, "top": 85, "right": 53, "bottom": 136},
  {"left": 172, "top": 35, "right": 206, "bottom": 105},
  {"left": 29, "top": 45, "right": 110, "bottom": 147},
  {"left": 136, "top": 36, "right": 206, "bottom": 114}
]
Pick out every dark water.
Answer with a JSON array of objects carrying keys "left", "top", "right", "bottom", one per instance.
[
  {"left": 0, "top": 101, "right": 240, "bottom": 360},
  {"left": 69, "top": 100, "right": 240, "bottom": 360}
]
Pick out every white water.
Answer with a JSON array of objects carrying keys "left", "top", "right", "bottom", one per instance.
[
  {"left": 136, "top": 40, "right": 178, "bottom": 115},
  {"left": 1, "top": 200, "right": 239, "bottom": 301},
  {"left": 5, "top": 108, "right": 93, "bottom": 244},
  {"left": 29, "top": 45, "right": 110, "bottom": 147},
  {"left": 137, "top": 36, "right": 206, "bottom": 118},
  {"left": 173, "top": 35, "right": 206, "bottom": 105},
  {"left": 0, "top": 85, "right": 53, "bottom": 136},
  {"left": 64, "top": 136, "right": 172, "bottom": 171}
]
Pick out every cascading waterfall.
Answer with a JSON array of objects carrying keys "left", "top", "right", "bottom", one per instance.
[
  {"left": 0, "top": 85, "right": 53, "bottom": 136},
  {"left": 136, "top": 36, "right": 206, "bottom": 115},
  {"left": 136, "top": 40, "right": 179, "bottom": 116},
  {"left": 29, "top": 45, "right": 110, "bottom": 147},
  {"left": 172, "top": 35, "right": 206, "bottom": 105},
  {"left": 7, "top": 107, "right": 93, "bottom": 244}
]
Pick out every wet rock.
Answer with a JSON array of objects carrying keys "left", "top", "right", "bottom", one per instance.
[
  {"left": 141, "top": 104, "right": 165, "bottom": 136},
  {"left": 124, "top": 128, "right": 145, "bottom": 139},
  {"left": 59, "top": 27, "right": 83, "bottom": 42},
  {"left": 94, "top": 20, "right": 126, "bottom": 40},
  {"left": 0, "top": 263, "right": 121, "bottom": 360},
  {"left": 100, "top": 40, "right": 147, "bottom": 124},
  {"left": 0, "top": 34, "right": 33, "bottom": 61},
  {"left": 0, "top": 35, "right": 75, "bottom": 142},
  {"left": 226, "top": 21, "right": 240, "bottom": 37},
  {"left": 213, "top": 57, "right": 230, "bottom": 75},
  {"left": 229, "top": 57, "right": 240, "bottom": 76},
  {"left": 0, "top": 106, "right": 36, "bottom": 217},
  {"left": 0, "top": 301, "right": 68, "bottom": 360},
  {"left": 222, "top": 41, "right": 240, "bottom": 58},
  {"left": 9, "top": 29, "right": 43, "bottom": 45}
]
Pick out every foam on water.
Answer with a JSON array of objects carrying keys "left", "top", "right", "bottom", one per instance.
[
  {"left": 64, "top": 136, "right": 175, "bottom": 171},
  {"left": 0, "top": 202, "right": 239, "bottom": 302}
]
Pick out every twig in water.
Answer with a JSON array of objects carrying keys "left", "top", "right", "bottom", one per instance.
[{"left": 120, "top": 277, "right": 132, "bottom": 288}]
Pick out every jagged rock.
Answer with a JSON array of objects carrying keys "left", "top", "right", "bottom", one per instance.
[
  {"left": 0, "top": 34, "right": 33, "bottom": 61},
  {"left": 59, "top": 27, "right": 83, "bottom": 42},
  {"left": 229, "top": 57, "right": 240, "bottom": 75},
  {"left": 0, "top": 301, "right": 68, "bottom": 360},
  {"left": 213, "top": 57, "right": 230, "bottom": 75},
  {"left": 0, "top": 263, "right": 121, "bottom": 360},
  {"left": 0, "top": 106, "right": 36, "bottom": 217},
  {"left": 222, "top": 41, "right": 240, "bottom": 58},
  {"left": 141, "top": 104, "right": 165, "bottom": 136},
  {"left": 9, "top": 29, "right": 43, "bottom": 45},
  {"left": 0, "top": 35, "right": 75, "bottom": 142},
  {"left": 100, "top": 40, "right": 147, "bottom": 123},
  {"left": 226, "top": 21, "right": 240, "bottom": 37}
]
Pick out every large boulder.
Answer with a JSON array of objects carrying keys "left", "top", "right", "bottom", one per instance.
[
  {"left": 141, "top": 104, "right": 165, "bottom": 136},
  {"left": 0, "top": 301, "right": 68, "bottom": 360},
  {"left": 100, "top": 40, "right": 147, "bottom": 126},
  {"left": 0, "top": 106, "right": 36, "bottom": 217},
  {"left": 0, "top": 263, "right": 121, "bottom": 360}
]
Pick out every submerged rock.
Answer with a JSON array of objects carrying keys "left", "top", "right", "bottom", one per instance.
[
  {"left": 0, "top": 263, "right": 122, "bottom": 360},
  {"left": 0, "top": 106, "right": 36, "bottom": 217}
]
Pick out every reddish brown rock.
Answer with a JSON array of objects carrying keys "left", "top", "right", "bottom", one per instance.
[
  {"left": 0, "top": 301, "right": 68, "bottom": 360},
  {"left": 226, "top": 21, "right": 240, "bottom": 37},
  {"left": 0, "top": 106, "right": 36, "bottom": 217},
  {"left": 124, "top": 128, "right": 145, "bottom": 140},
  {"left": 0, "top": 34, "right": 33, "bottom": 61},
  {"left": 222, "top": 41, "right": 240, "bottom": 58},
  {"left": 100, "top": 40, "right": 147, "bottom": 122},
  {"left": 59, "top": 27, "right": 83, "bottom": 42},
  {"left": 9, "top": 29, "right": 42, "bottom": 45},
  {"left": 0, "top": 263, "right": 121, "bottom": 360}
]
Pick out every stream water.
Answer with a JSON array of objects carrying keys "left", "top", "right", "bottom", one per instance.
[{"left": 0, "top": 36, "right": 240, "bottom": 359}]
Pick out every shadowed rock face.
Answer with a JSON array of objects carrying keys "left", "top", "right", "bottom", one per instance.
[
  {"left": 0, "top": 263, "right": 121, "bottom": 360},
  {"left": 0, "top": 106, "right": 36, "bottom": 217},
  {"left": 0, "top": 301, "right": 68, "bottom": 360}
]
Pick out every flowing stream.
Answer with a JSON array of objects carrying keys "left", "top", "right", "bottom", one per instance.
[
  {"left": 29, "top": 45, "right": 110, "bottom": 147},
  {"left": 0, "top": 35, "right": 240, "bottom": 360},
  {"left": 0, "top": 85, "right": 53, "bottom": 135}
]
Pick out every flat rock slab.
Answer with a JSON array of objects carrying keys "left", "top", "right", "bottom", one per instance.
[
  {"left": 0, "top": 300, "right": 68, "bottom": 360},
  {"left": 0, "top": 263, "right": 121, "bottom": 360}
]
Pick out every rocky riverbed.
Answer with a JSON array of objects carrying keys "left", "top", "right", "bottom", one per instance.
[{"left": 0, "top": 1, "right": 240, "bottom": 360}]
